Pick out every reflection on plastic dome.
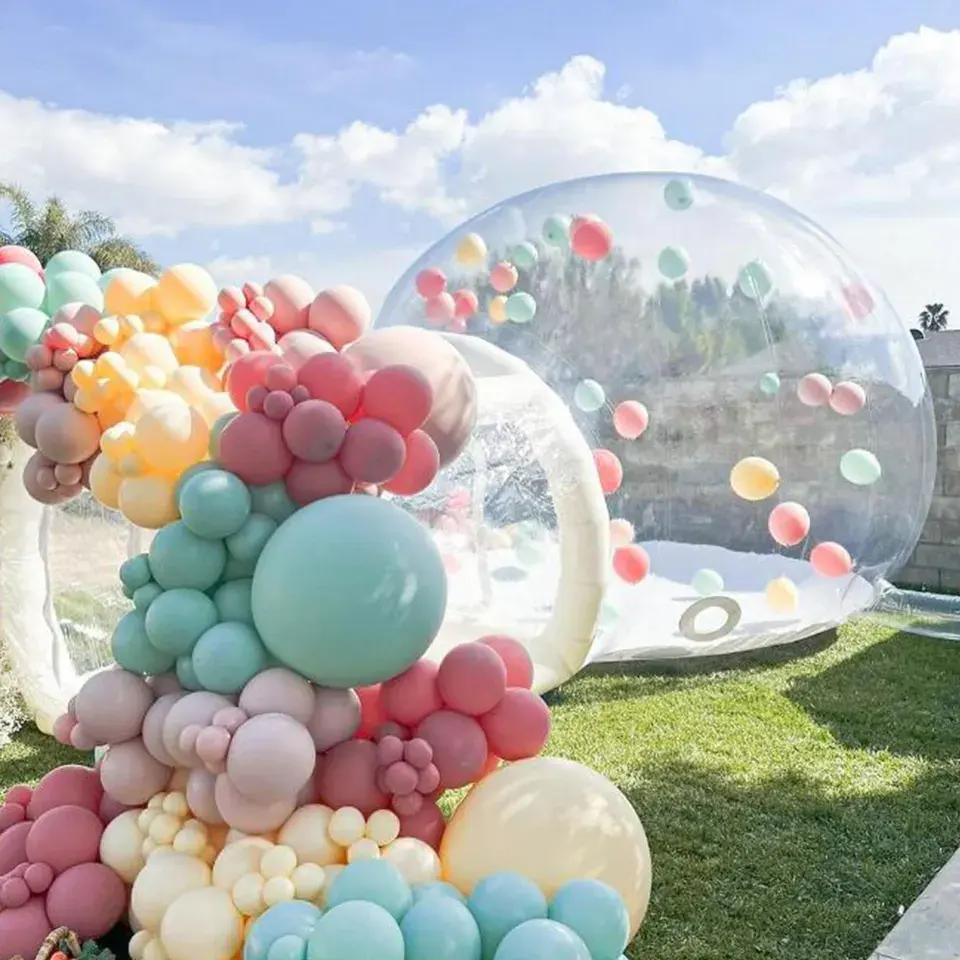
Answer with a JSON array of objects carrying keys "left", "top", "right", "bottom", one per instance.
[{"left": 378, "top": 172, "right": 936, "bottom": 674}]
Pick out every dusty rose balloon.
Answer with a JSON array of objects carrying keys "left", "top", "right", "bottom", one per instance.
[
  {"left": 285, "top": 458, "right": 353, "bottom": 505},
  {"left": 415, "top": 711, "right": 488, "bottom": 789},
  {"left": 308, "top": 286, "right": 371, "bottom": 349},
  {"left": 226, "top": 713, "right": 317, "bottom": 802},
  {"left": 479, "top": 635, "right": 534, "bottom": 690},
  {"left": 279, "top": 329, "right": 335, "bottom": 370},
  {"left": 219, "top": 412, "right": 293, "bottom": 485},
  {"left": 185, "top": 769, "right": 224, "bottom": 824},
  {"left": 282, "top": 400, "right": 347, "bottom": 463},
  {"left": 34, "top": 403, "right": 101, "bottom": 463},
  {"left": 98, "top": 794, "right": 130, "bottom": 824},
  {"left": 141, "top": 693, "right": 182, "bottom": 766},
  {"left": 0, "top": 896, "right": 51, "bottom": 959},
  {"left": 437, "top": 643, "right": 507, "bottom": 716},
  {"left": 162, "top": 691, "right": 234, "bottom": 767},
  {"left": 74, "top": 670, "right": 154, "bottom": 745},
  {"left": 398, "top": 800, "right": 446, "bottom": 850},
  {"left": 46, "top": 862, "right": 127, "bottom": 940},
  {"left": 480, "top": 688, "right": 550, "bottom": 760},
  {"left": 380, "top": 661, "right": 443, "bottom": 727},
  {"left": 797, "top": 373, "right": 833, "bottom": 407},
  {"left": 265, "top": 275, "right": 315, "bottom": 335},
  {"left": 26, "top": 766, "right": 103, "bottom": 821},
  {"left": 339, "top": 419, "right": 406, "bottom": 484},
  {"left": 306, "top": 686, "right": 362, "bottom": 752},
  {"left": 239, "top": 667, "right": 316, "bottom": 724},
  {"left": 0, "top": 379, "right": 30, "bottom": 414},
  {"left": 15, "top": 392, "right": 64, "bottom": 447},
  {"left": 346, "top": 326, "right": 478, "bottom": 467},
  {"left": 214, "top": 774, "right": 296, "bottom": 833},
  {"left": 0, "top": 822, "right": 31, "bottom": 875},
  {"left": 100, "top": 739, "right": 172, "bottom": 806},
  {"left": 26, "top": 806, "right": 103, "bottom": 874},
  {"left": 315, "top": 739, "right": 389, "bottom": 815}
]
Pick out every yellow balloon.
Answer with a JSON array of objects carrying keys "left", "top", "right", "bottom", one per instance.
[
  {"left": 169, "top": 321, "right": 222, "bottom": 371},
  {"left": 134, "top": 398, "right": 209, "bottom": 473},
  {"left": 156, "top": 264, "right": 218, "bottom": 326},
  {"left": 212, "top": 838, "right": 273, "bottom": 891},
  {"left": 766, "top": 576, "right": 799, "bottom": 613},
  {"left": 118, "top": 475, "right": 180, "bottom": 529},
  {"left": 440, "top": 758, "right": 652, "bottom": 936},
  {"left": 122, "top": 332, "right": 180, "bottom": 377},
  {"left": 88, "top": 452, "right": 123, "bottom": 509},
  {"left": 277, "top": 805, "right": 345, "bottom": 867},
  {"left": 131, "top": 850, "right": 211, "bottom": 933},
  {"left": 159, "top": 886, "right": 243, "bottom": 960},
  {"left": 456, "top": 232, "right": 488, "bottom": 268},
  {"left": 488, "top": 295, "right": 508, "bottom": 324},
  {"left": 104, "top": 271, "right": 157, "bottom": 317},
  {"left": 730, "top": 456, "right": 780, "bottom": 502}
]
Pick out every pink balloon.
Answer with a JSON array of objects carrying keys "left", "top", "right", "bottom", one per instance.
[
  {"left": 219, "top": 412, "right": 293, "bottom": 485},
  {"left": 285, "top": 458, "right": 353, "bottom": 505},
  {"left": 264, "top": 275, "right": 315, "bottom": 335},
  {"left": 185, "top": 769, "right": 225, "bottom": 824},
  {"left": 74, "top": 669, "right": 154, "bottom": 745},
  {"left": 314, "top": 739, "right": 389, "bottom": 815},
  {"left": 100, "top": 739, "right": 172, "bottom": 806},
  {"left": 415, "top": 711, "right": 488, "bottom": 789},
  {"left": 306, "top": 686, "right": 362, "bottom": 752},
  {"left": 0, "top": 896, "right": 51, "bottom": 960},
  {"left": 15, "top": 392, "right": 64, "bottom": 448},
  {"left": 161, "top": 691, "right": 234, "bottom": 767},
  {"left": 380, "top": 660, "right": 443, "bottom": 727},
  {"left": 425, "top": 292, "right": 456, "bottom": 325},
  {"left": 478, "top": 636, "right": 534, "bottom": 690},
  {"left": 453, "top": 290, "right": 478, "bottom": 319},
  {"left": 98, "top": 795, "right": 131, "bottom": 825},
  {"left": 34, "top": 403, "right": 101, "bottom": 463},
  {"left": 437, "top": 644, "right": 507, "bottom": 716},
  {"left": 361, "top": 366, "right": 433, "bottom": 437},
  {"left": 480, "top": 688, "right": 550, "bottom": 760},
  {"left": 279, "top": 329, "right": 335, "bottom": 370},
  {"left": 239, "top": 667, "right": 315, "bottom": 724},
  {"left": 768, "top": 502, "right": 811, "bottom": 548},
  {"left": 226, "top": 351, "right": 284, "bottom": 412},
  {"left": 308, "top": 286, "right": 371, "bottom": 350},
  {"left": 830, "top": 381, "right": 866, "bottom": 416},
  {"left": 594, "top": 448, "right": 623, "bottom": 495},
  {"left": 613, "top": 400, "right": 649, "bottom": 440},
  {"left": 339, "top": 419, "right": 406, "bottom": 484},
  {"left": 23, "top": 862, "right": 53, "bottom": 895},
  {"left": 263, "top": 389, "right": 295, "bottom": 421},
  {"left": 214, "top": 774, "right": 296, "bottom": 834},
  {"left": 0, "top": 379, "right": 30, "bottom": 414},
  {"left": 52, "top": 302, "right": 100, "bottom": 338},
  {"left": 810, "top": 541, "right": 853, "bottom": 578},
  {"left": 571, "top": 217, "right": 613, "bottom": 261},
  {"left": 398, "top": 800, "right": 446, "bottom": 850},
  {"left": 46, "top": 862, "right": 126, "bottom": 940},
  {"left": 0, "top": 822, "right": 31, "bottom": 876},
  {"left": 26, "top": 806, "right": 103, "bottom": 875},
  {"left": 150, "top": 673, "right": 183, "bottom": 697},
  {"left": 0, "top": 245, "right": 42, "bottom": 274},
  {"left": 797, "top": 373, "right": 833, "bottom": 407},
  {"left": 26, "top": 766, "right": 102, "bottom": 820},
  {"left": 415, "top": 268, "right": 446, "bottom": 299},
  {"left": 282, "top": 400, "right": 347, "bottom": 463},
  {"left": 218, "top": 286, "right": 246, "bottom": 315},
  {"left": 297, "top": 352, "right": 364, "bottom": 417},
  {"left": 141, "top": 693, "right": 182, "bottom": 766},
  {"left": 226, "top": 713, "right": 317, "bottom": 802},
  {"left": 52, "top": 714, "right": 77, "bottom": 746},
  {"left": 490, "top": 262, "right": 518, "bottom": 294},
  {"left": 355, "top": 685, "right": 386, "bottom": 740}
]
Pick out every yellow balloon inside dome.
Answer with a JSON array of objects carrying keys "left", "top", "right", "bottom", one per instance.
[
  {"left": 118, "top": 475, "right": 180, "bottom": 529},
  {"left": 134, "top": 398, "right": 209, "bottom": 473},
  {"left": 730, "top": 456, "right": 780, "bottom": 502},
  {"left": 104, "top": 270, "right": 157, "bottom": 317},
  {"left": 156, "top": 264, "right": 218, "bottom": 326},
  {"left": 766, "top": 576, "right": 799, "bottom": 613},
  {"left": 169, "top": 321, "right": 222, "bottom": 371},
  {"left": 88, "top": 453, "right": 123, "bottom": 509},
  {"left": 488, "top": 295, "right": 508, "bottom": 324},
  {"left": 440, "top": 757, "right": 652, "bottom": 936},
  {"left": 159, "top": 886, "right": 243, "bottom": 960},
  {"left": 456, "top": 232, "right": 488, "bottom": 268}
]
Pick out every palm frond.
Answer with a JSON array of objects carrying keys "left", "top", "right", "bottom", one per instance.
[
  {"left": 0, "top": 230, "right": 14, "bottom": 247},
  {"left": 75, "top": 210, "right": 118, "bottom": 247},
  {"left": 89, "top": 238, "right": 161, "bottom": 276},
  {"left": 0, "top": 183, "right": 38, "bottom": 236}
]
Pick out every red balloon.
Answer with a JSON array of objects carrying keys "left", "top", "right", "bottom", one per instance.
[
  {"left": 284, "top": 459, "right": 353, "bottom": 505},
  {"left": 478, "top": 636, "right": 534, "bottom": 690},
  {"left": 0, "top": 380, "right": 30, "bottom": 414},
  {"left": 226, "top": 351, "right": 283, "bottom": 412},
  {"left": 355, "top": 685, "right": 386, "bottom": 740},
  {"left": 339, "top": 419, "right": 406, "bottom": 484},
  {"left": 282, "top": 400, "right": 347, "bottom": 463},
  {"left": 361, "top": 366, "right": 433, "bottom": 436},
  {"left": 613, "top": 544, "right": 649, "bottom": 584},
  {"left": 415, "top": 710, "right": 488, "bottom": 789},
  {"left": 437, "top": 644, "right": 507, "bottom": 716},
  {"left": 594, "top": 448, "right": 623, "bottom": 495},
  {"left": 382, "top": 431, "right": 439, "bottom": 497},
  {"left": 380, "top": 660, "right": 443, "bottom": 727},
  {"left": 415, "top": 268, "right": 447, "bottom": 299},
  {"left": 219, "top": 412, "right": 293, "bottom": 485},
  {"left": 453, "top": 289, "right": 479, "bottom": 319},
  {"left": 480, "top": 689, "right": 550, "bottom": 760},
  {"left": 297, "top": 353, "right": 364, "bottom": 418}
]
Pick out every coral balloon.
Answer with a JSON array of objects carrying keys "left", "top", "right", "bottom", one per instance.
[
  {"left": 480, "top": 689, "right": 551, "bottom": 760},
  {"left": 613, "top": 401, "right": 649, "bottom": 440},
  {"left": 768, "top": 502, "right": 810, "bottom": 547},
  {"left": 810, "top": 541, "right": 853, "bottom": 578},
  {"left": 219, "top": 413, "right": 293, "bottom": 485},
  {"left": 265, "top": 275, "right": 315, "bottom": 334},
  {"left": 613, "top": 545, "right": 650, "bottom": 585},
  {"left": 226, "top": 351, "right": 284, "bottom": 412},
  {"left": 380, "top": 661, "right": 443, "bottom": 728},
  {"left": 362, "top": 366, "right": 433, "bottom": 436},
  {"left": 479, "top": 636, "right": 534, "bottom": 690},
  {"left": 382, "top": 430, "right": 440, "bottom": 496},
  {"left": 593, "top": 449, "right": 623, "bottom": 495}
]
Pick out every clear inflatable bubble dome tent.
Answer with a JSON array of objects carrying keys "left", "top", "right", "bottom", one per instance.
[{"left": 376, "top": 172, "right": 935, "bottom": 678}]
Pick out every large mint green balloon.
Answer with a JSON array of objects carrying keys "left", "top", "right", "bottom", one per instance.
[
  {"left": 191, "top": 621, "right": 268, "bottom": 694},
  {"left": 44, "top": 270, "right": 104, "bottom": 314},
  {"left": 0, "top": 308, "right": 48, "bottom": 362},
  {"left": 840, "top": 448, "right": 882, "bottom": 486},
  {"left": 0, "top": 263, "right": 45, "bottom": 313},
  {"left": 45, "top": 250, "right": 102, "bottom": 281},
  {"left": 251, "top": 495, "right": 447, "bottom": 688},
  {"left": 112, "top": 610, "right": 176, "bottom": 675},
  {"left": 144, "top": 587, "right": 219, "bottom": 656}
]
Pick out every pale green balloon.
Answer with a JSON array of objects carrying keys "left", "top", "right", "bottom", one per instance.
[
  {"left": 574, "top": 379, "right": 605, "bottom": 413},
  {"left": 505, "top": 291, "right": 537, "bottom": 324},
  {"left": 664, "top": 178, "right": 694, "bottom": 211},
  {"left": 45, "top": 249, "right": 102, "bottom": 281},
  {"left": 658, "top": 245, "right": 689, "bottom": 280},
  {"left": 44, "top": 270, "right": 104, "bottom": 314},
  {"left": 737, "top": 260, "right": 773, "bottom": 301},
  {"left": 840, "top": 449, "right": 882, "bottom": 486},
  {"left": 0, "top": 263, "right": 45, "bottom": 313},
  {"left": 543, "top": 214, "right": 571, "bottom": 247},
  {"left": 692, "top": 568, "right": 725, "bottom": 596},
  {"left": 759, "top": 372, "right": 781, "bottom": 396},
  {"left": 0, "top": 307, "right": 48, "bottom": 362},
  {"left": 510, "top": 241, "right": 539, "bottom": 271}
]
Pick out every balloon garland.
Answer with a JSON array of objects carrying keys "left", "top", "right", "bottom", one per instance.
[{"left": 0, "top": 247, "right": 652, "bottom": 960}]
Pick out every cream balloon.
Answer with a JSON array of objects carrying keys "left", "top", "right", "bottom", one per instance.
[
  {"left": 277, "top": 804, "right": 346, "bottom": 866},
  {"left": 440, "top": 757, "right": 652, "bottom": 936},
  {"left": 159, "top": 886, "right": 244, "bottom": 960},
  {"left": 131, "top": 850, "right": 211, "bottom": 932},
  {"left": 100, "top": 810, "right": 148, "bottom": 884}
]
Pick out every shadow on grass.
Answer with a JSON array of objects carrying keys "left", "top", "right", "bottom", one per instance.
[
  {"left": 0, "top": 726, "right": 91, "bottom": 795},
  {"left": 787, "top": 632, "right": 960, "bottom": 762},
  {"left": 624, "top": 758, "right": 960, "bottom": 960}
]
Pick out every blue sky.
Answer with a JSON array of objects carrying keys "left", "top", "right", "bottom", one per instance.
[{"left": 1, "top": 0, "right": 959, "bottom": 312}]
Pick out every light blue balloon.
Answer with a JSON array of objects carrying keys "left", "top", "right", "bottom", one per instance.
[
  {"left": 505, "top": 292, "right": 536, "bottom": 324},
  {"left": 179, "top": 469, "right": 252, "bottom": 540},
  {"left": 657, "top": 245, "right": 689, "bottom": 280},
  {"left": 119, "top": 554, "right": 152, "bottom": 592},
  {"left": 542, "top": 215, "right": 571, "bottom": 247},
  {"left": 548, "top": 880, "right": 630, "bottom": 960},
  {"left": 144, "top": 587, "right": 219, "bottom": 656},
  {"left": 267, "top": 936, "right": 308, "bottom": 960},
  {"left": 326, "top": 860, "right": 412, "bottom": 921},
  {"left": 245, "top": 901, "right": 322, "bottom": 960},
  {"left": 250, "top": 482, "right": 298, "bottom": 523},
  {"left": 251, "top": 496, "right": 447, "bottom": 688},
  {"left": 308, "top": 901, "right": 404, "bottom": 960},
  {"left": 691, "top": 568, "right": 724, "bottom": 597},
  {"left": 493, "top": 919, "right": 591, "bottom": 960},
  {"left": 573, "top": 379, "right": 605, "bottom": 413},
  {"left": 401, "top": 896, "right": 481, "bottom": 960},
  {"left": 112, "top": 611, "right": 176, "bottom": 676},
  {"left": 840, "top": 448, "right": 882, "bottom": 486},
  {"left": 0, "top": 263, "right": 45, "bottom": 312},
  {"left": 45, "top": 250, "right": 102, "bottom": 280},
  {"left": 44, "top": 270, "right": 104, "bottom": 314},
  {"left": 466, "top": 873, "right": 548, "bottom": 960},
  {"left": 664, "top": 178, "right": 694, "bottom": 211},
  {"left": 176, "top": 654, "right": 202, "bottom": 690},
  {"left": 510, "top": 242, "right": 539, "bottom": 271},
  {"left": 412, "top": 881, "right": 467, "bottom": 906},
  {"left": 226, "top": 513, "right": 278, "bottom": 563},
  {"left": 214, "top": 578, "right": 254, "bottom": 625},
  {"left": 223, "top": 554, "right": 258, "bottom": 581},
  {"left": 759, "top": 372, "right": 781, "bottom": 396},
  {"left": 148, "top": 521, "right": 227, "bottom": 591},
  {"left": 737, "top": 260, "right": 773, "bottom": 301},
  {"left": 132, "top": 581, "right": 164, "bottom": 613},
  {"left": 174, "top": 461, "right": 222, "bottom": 503},
  {"left": 192, "top": 621, "right": 268, "bottom": 694},
  {"left": 0, "top": 307, "right": 48, "bottom": 362}
]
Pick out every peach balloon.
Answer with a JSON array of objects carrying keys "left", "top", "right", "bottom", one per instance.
[
  {"left": 155, "top": 264, "right": 218, "bottom": 326},
  {"left": 88, "top": 453, "right": 123, "bottom": 509},
  {"left": 134, "top": 397, "right": 209, "bottom": 473},
  {"left": 810, "top": 541, "right": 853, "bottom": 578},
  {"left": 159, "top": 886, "right": 244, "bottom": 960},
  {"left": 766, "top": 577, "right": 799, "bottom": 613},
  {"left": 829, "top": 381, "right": 866, "bottom": 416},
  {"left": 797, "top": 373, "right": 833, "bottom": 407},
  {"left": 730, "top": 456, "right": 780, "bottom": 502},
  {"left": 104, "top": 271, "right": 156, "bottom": 317},
  {"left": 308, "top": 286, "right": 371, "bottom": 350},
  {"left": 767, "top": 502, "right": 810, "bottom": 547},
  {"left": 118, "top": 475, "right": 180, "bottom": 529},
  {"left": 265, "top": 275, "right": 315, "bottom": 335}
]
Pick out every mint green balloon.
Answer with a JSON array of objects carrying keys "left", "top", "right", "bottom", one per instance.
[
  {"left": 737, "top": 260, "right": 773, "bottom": 301},
  {"left": 658, "top": 245, "right": 689, "bottom": 280},
  {"left": 222, "top": 555, "right": 258, "bottom": 581},
  {"left": 45, "top": 250, "right": 102, "bottom": 281},
  {"left": 191, "top": 621, "right": 268, "bottom": 694},
  {"left": 214, "top": 578, "right": 254, "bottom": 625},
  {"left": 3, "top": 359, "right": 29, "bottom": 381},
  {"left": 250, "top": 482, "right": 298, "bottom": 523},
  {"left": 133, "top": 582, "right": 164, "bottom": 612},
  {"left": 543, "top": 214, "right": 571, "bottom": 247},
  {"left": 119, "top": 553, "right": 152, "bottom": 591},
  {"left": 145, "top": 587, "right": 219, "bottom": 656},
  {"left": 112, "top": 611, "right": 176, "bottom": 675},
  {"left": 510, "top": 241, "right": 539, "bottom": 271},
  {"left": 251, "top": 495, "right": 446, "bottom": 688},
  {"left": 505, "top": 292, "right": 537, "bottom": 324},
  {"left": 179, "top": 469, "right": 251, "bottom": 540},
  {"left": 664, "top": 178, "right": 694, "bottom": 211},
  {"left": 0, "top": 308, "right": 47, "bottom": 362},
  {"left": 549, "top": 879, "right": 630, "bottom": 960},
  {"left": 176, "top": 655, "right": 202, "bottom": 690},
  {"left": 174, "top": 461, "right": 221, "bottom": 503},
  {"left": 574, "top": 379, "right": 605, "bottom": 413},
  {"left": 840, "top": 449, "right": 882, "bottom": 486},
  {"left": 691, "top": 568, "right": 724, "bottom": 597},
  {"left": 0, "top": 263, "right": 45, "bottom": 313},
  {"left": 44, "top": 270, "right": 104, "bottom": 314},
  {"left": 759, "top": 372, "right": 781, "bottom": 396},
  {"left": 401, "top": 897, "right": 481, "bottom": 960},
  {"left": 148, "top": 521, "right": 227, "bottom": 591},
  {"left": 225, "top": 513, "right": 277, "bottom": 563}
]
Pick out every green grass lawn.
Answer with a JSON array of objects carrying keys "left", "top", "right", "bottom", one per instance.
[{"left": 3, "top": 618, "right": 959, "bottom": 960}]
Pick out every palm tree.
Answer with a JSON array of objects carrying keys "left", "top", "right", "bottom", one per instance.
[
  {"left": 919, "top": 303, "right": 950, "bottom": 332},
  {"left": 0, "top": 184, "right": 159, "bottom": 274}
]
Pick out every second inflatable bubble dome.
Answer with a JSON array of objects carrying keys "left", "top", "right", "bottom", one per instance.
[{"left": 376, "top": 172, "right": 935, "bottom": 682}]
